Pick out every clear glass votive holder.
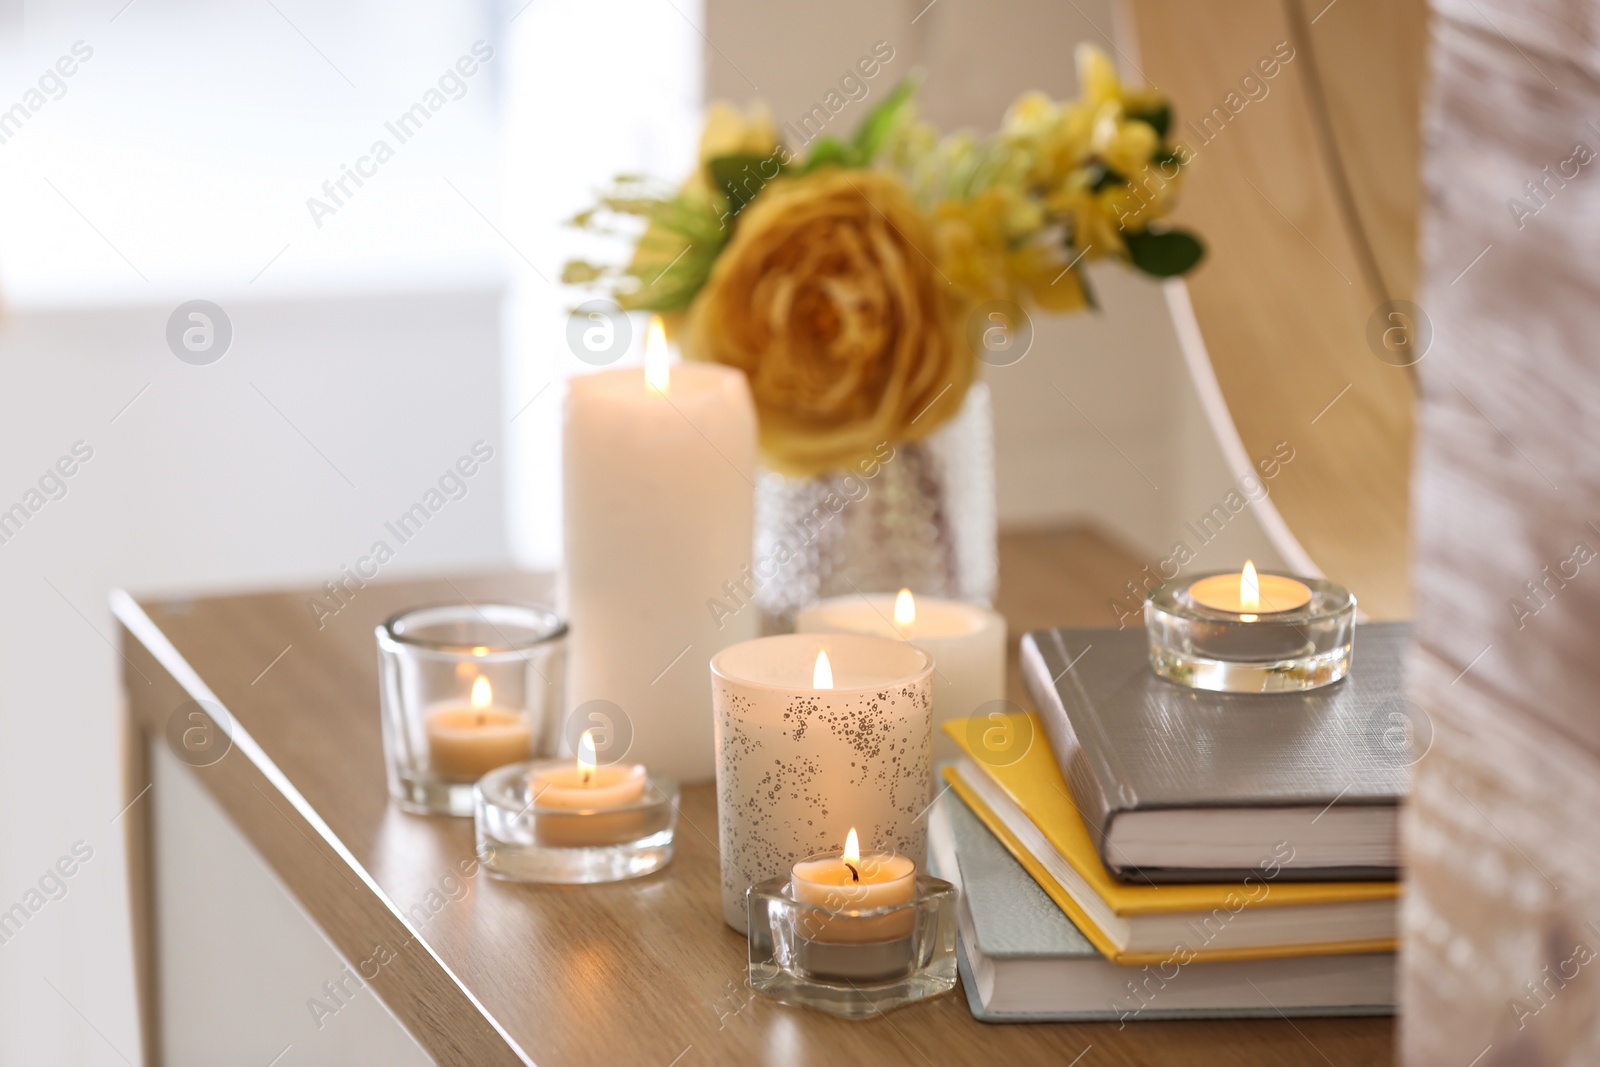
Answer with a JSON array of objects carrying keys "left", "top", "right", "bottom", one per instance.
[
  {"left": 1145, "top": 573, "right": 1357, "bottom": 693},
  {"left": 377, "top": 603, "right": 566, "bottom": 816},
  {"left": 745, "top": 870, "right": 958, "bottom": 1018},
  {"left": 474, "top": 761, "right": 677, "bottom": 883}
]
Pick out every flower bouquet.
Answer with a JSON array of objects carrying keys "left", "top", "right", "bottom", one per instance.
[{"left": 563, "top": 45, "right": 1204, "bottom": 621}]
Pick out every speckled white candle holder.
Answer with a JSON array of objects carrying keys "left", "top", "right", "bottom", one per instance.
[{"left": 711, "top": 633, "right": 934, "bottom": 932}]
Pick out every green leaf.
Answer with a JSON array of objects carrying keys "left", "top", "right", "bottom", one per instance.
[
  {"left": 707, "top": 153, "right": 786, "bottom": 220},
  {"left": 799, "top": 136, "right": 857, "bottom": 174},
  {"left": 1127, "top": 104, "right": 1171, "bottom": 139},
  {"left": 1085, "top": 163, "right": 1126, "bottom": 194},
  {"left": 850, "top": 76, "right": 922, "bottom": 163},
  {"left": 1123, "top": 228, "right": 1206, "bottom": 277}
]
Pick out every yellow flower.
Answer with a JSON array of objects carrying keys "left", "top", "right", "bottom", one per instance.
[
  {"left": 698, "top": 100, "right": 779, "bottom": 165},
  {"left": 1074, "top": 43, "right": 1164, "bottom": 119},
  {"left": 1090, "top": 103, "right": 1159, "bottom": 180},
  {"left": 620, "top": 102, "right": 779, "bottom": 313},
  {"left": 1003, "top": 46, "right": 1169, "bottom": 202},
  {"left": 686, "top": 169, "right": 974, "bottom": 476},
  {"left": 687, "top": 100, "right": 781, "bottom": 200},
  {"left": 933, "top": 191, "right": 1016, "bottom": 303},
  {"left": 932, "top": 188, "right": 1082, "bottom": 309},
  {"left": 1008, "top": 242, "right": 1088, "bottom": 312}
]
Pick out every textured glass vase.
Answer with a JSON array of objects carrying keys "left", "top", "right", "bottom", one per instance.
[{"left": 751, "top": 382, "right": 997, "bottom": 631}]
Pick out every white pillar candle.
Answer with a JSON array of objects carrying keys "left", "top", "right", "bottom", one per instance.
[
  {"left": 563, "top": 320, "right": 758, "bottom": 783},
  {"left": 710, "top": 633, "right": 933, "bottom": 931},
  {"left": 795, "top": 590, "right": 1005, "bottom": 767}
]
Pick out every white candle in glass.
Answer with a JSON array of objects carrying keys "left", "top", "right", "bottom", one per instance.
[
  {"left": 796, "top": 589, "right": 1005, "bottom": 766},
  {"left": 424, "top": 676, "right": 534, "bottom": 782},
  {"left": 563, "top": 318, "right": 758, "bottom": 783},
  {"left": 710, "top": 633, "right": 933, "bottom": 932}
]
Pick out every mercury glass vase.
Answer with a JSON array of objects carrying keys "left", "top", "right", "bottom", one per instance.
[{"left": 750, "top": 382, "right": 997, "bottom": 631}]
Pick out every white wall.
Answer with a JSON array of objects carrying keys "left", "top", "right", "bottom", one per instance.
[{"left": 0, "top": 289, "right": 508, "bottom": 1066}]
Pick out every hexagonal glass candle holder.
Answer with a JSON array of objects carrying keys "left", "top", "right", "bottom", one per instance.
[{"left": 745, "top": 866, "right": 958, "bottom": 1018}]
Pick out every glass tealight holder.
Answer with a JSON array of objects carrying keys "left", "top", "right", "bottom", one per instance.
[
  {"left": 745, "top": 867, "right": 958, "bottom": 1018},
  {"left": 474, "top": 760, "right": 677, "bottom": 884},
  {"left": 377, "top": 603, "right": 566, "bottom": 816},
  {"left": 1145, "top": 572, "right": 1357, "bottom": 693}
]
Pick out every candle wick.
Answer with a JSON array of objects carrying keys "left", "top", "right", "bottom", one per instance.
[
  {"left": 844, "top": 861, "right": 860, "bottom": 883},
  {"left": 582, "top": 769, "right": 591, "bottom": 786},
  {"left": 475, "top": 713, "right": 485, "bottom": 726}
]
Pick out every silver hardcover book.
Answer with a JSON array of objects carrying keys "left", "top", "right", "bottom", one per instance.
[{"left": 1019, "top": 623, "right": 1412, "bottom": 882}]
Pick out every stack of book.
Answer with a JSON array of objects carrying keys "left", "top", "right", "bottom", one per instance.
[{"left": 933, "top": 623, "right": 1408, "bottom": 1022}]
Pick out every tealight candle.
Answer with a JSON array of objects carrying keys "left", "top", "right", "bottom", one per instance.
[
  {"left": 1146, "top": 565, "right": 1357, "bottom": 693},
  {"left": 790, "top": 829, "right": 917, "bottom": 943},
  {"left": 795, "top": 589, "right": 1005, "bottom": 766},
  {"left": 1188, "top": 560, "right": 1312, "bottom": 619},
  {"left": 425, "top": 677, "right": 534, "bottom": 782},
  {"left": 529, "top": 729, "right": 647, "bottom": 809},
  {"left": 526, "top": 730, "right": 648, "bottom": 847}
]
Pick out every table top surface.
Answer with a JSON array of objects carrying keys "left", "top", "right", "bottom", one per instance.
[{"left": 117, "top": 528, "right": 1395, "bottom": 1067}]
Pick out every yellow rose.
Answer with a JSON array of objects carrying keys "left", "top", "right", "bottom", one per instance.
[{"left": 686, "top": 169, "right": 974, "bottom": 476}]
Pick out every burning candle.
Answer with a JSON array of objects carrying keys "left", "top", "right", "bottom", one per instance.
[
  {"left": 564, "top": 315, "right": 758, "bottom": 784},
  {"left": 425, "top": 677, "right": 534, "bottom": 782},
  {"left": 526, "top": 729, "right": 649, "bottom": 847},
  {"left": 711, "top": 633, "right": 933, "bottom": 931},
  {"left": 796, "top": 589, "right": 1004, "bottom": 765},
  {"left": 1188, "top": 560, "right": 1313, "bottom": 620},
  {"left": 529, "top": 729, "right": 647, "bottom": 809},
  {"left": 790, "top": 828, "right": 917, "bottom": 943}
]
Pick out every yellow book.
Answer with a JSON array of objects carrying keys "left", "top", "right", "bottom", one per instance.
[{"left": 944, "top": 713, "right": 1399, "bottom": 965}]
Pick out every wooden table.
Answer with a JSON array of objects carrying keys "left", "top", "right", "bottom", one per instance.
[{"left": 114, "top": 528, "right": 1395, "bottom": 1066}]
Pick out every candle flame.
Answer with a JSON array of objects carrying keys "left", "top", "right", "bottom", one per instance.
[
  {"left": 644, "top": 314, "right": 670, "bottom": 394},
  {"left": 843, "top": 827, "right": 860, "bottom": 866},
  {"left": 470, "top": 675, "right": 492, "bottom": 710},
  {"left": 893, "top": 588, "right": 915, "bottom": 633},
  {"left": 1240, "top": 560, "right": 1259, "bottom": 622},
  {"left": 813, "top": 649, "right": 834, "bottom": 690},
  {"left": 471, "top": 645, "right": 489, "bottom": 657},
  {"left": 577, "top": 728, "right": 597, "bottom": 785}
]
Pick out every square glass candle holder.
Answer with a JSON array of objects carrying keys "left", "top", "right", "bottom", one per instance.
[
  {"left": 745, "top": 871, "right": 958, "bottom": 1018},
  {"left": 1145, "top": 572, "right": 1357, "bottom": 693},
  {"left": 377, "top": 603, "right": 566, "bottom": 816},
  {"left": 474, "top": 761, "right": 677, "bottom": 883}
]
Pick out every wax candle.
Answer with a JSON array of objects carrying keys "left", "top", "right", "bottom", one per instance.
[
  {"left": 564, "top": 317, "right": 758, "bottom": 784},
  {"left": 529, "top": 729, "right": 647, "bottom": 808},
  {"left": 425, "top": 677, "right": 533, "bottom": 782},
  {"left": 711, "top": 633, "right": 933, "bottom": 932},
  {"left": 790, "top": 828, "right": 917, "bottom": 943},
  {"left": 796, "top": 589, "right": 1004, "bottom": 765},
  {"left": 1188, "top": 560, "right": 1312, "bottom": 619},
  {"left": 527, "top": 730, "right": 649, "bottom": 847}
]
